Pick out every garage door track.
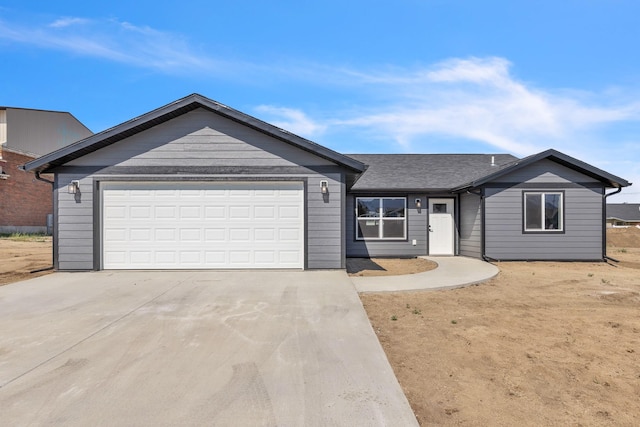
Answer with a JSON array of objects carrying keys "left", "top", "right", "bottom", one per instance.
[{"left": 0, "top": 271, "right": 417, "bottom": 426}]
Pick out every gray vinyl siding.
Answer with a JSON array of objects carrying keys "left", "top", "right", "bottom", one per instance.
[
  {"left": 55, "top": 174, "right": 94, "bottom": 270},
  {"left": 66, "top": 108, "right": 333, "bottom": 168},
  {"left": 459, "top": 192, "right": 482, "bottom": 258},
  {"left": 306, "top": 173, "right": 343, "bottom": 269},
  {"left": 55, "top": 108, "right": 345, "bottom": 270},
  {"left": 484, "top": 161, "right": 604, "bottom": 261},
  {"left": 490, "top": 159, "right": 599, "bottom": 184},
  {"left": 346, "top": 194, "right": 427, "bottom": 257}
]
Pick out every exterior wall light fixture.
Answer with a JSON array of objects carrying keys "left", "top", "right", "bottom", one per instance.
[
  {"left": 68, "top": 180, "right": 80, "bottom": 194},
  {"left": 320, "top": 180, "right": 329, "bottom": 194},
  {"left": 415, "top": 198, "right": 422, "bottom": 209}
]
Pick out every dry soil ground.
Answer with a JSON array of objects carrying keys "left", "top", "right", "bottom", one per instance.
[
  {"left": 362, "top": 227, "right": 640, "bottom": 426},
  {"left": 2, "top": 230, "right": 639, "bottom": 426},
  {"left": 0, "top": 235, "right": 53, "bottom": 286},
  {"left": 347, "top": 257, "right": 437, "bottom": 276}
]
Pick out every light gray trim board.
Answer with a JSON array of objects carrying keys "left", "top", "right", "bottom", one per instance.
[
  {"left": 49, "top": 165, "right": 349, "bottom": 175},
  {"left": 53, "top": 175, "right": 59, "bottom": 270},
  {"left": 480, "top": 182, "right": 603, "bottom": 189},
  {"left": 458, "top": 191, "right": 482, "bottom": 259},
  {"left": 93, "top": 179, "right": 100, "bottom": 271}
]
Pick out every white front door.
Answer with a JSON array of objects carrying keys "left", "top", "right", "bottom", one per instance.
[{"left": 428, "top": 198, "right": 455, "bottom": 255}]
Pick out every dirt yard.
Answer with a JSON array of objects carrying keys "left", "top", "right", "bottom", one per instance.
[
  {"left": 347, "top": 257, "right": 437, "bottom": 276},
  {"left": 0, "top": 236, "right": 53, "bottom": 286},
  {"left": 362, "top": 227, "right": 640, "bottom": 426},
  {"left": 2, "top": 229, "right": 640, "bottom": 425}
]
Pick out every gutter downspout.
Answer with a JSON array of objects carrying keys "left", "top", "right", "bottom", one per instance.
[
  {"left": 34, "top": 171, "right": 55, "bottom": 272},
  {"left": 603, "top": 187, "right": 622, "bottom": 262}
]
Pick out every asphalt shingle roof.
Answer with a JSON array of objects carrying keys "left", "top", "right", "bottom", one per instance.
[
  {"left": 346, "top": 154, "right": 519, "bottom": 191},
  {"left": 607, "top": 203, "right": 640, "bottom": 221}
]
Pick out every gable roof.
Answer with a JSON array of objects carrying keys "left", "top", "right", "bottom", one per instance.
[
  {"left": 607, "top": 203, "right": 640, "bottom": 221},
  {"left": 22, "top": 93, "right": 365, "bottom": 173},
  {"left": 452, "top": 149, "right": 631, "bottom": 190},
  {"left": 347, "top": 154, "right": 518, "bottom": 191}
]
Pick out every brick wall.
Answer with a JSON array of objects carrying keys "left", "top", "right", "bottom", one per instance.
[{"left": 0, "top": 149, "right": 53, "bottom": 228}]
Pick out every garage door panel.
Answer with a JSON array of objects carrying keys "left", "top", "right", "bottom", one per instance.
[
  {"left": 279, "top": 206, "right": 300, "bottom": 218},
  {"left": 104, "top": 228, "right": 127, "bottom": 242},
  {"left": 254, "top": 251, "right": 275, "bottom": 264},
  {"left": 179, "top": 206, "right": 201, "bottom": 219},
  {"left": 254, "top": 228, "right": 275, "bottom": 241},
  {"left": 254, "top": 206, "right": 275, "bottom": 218},
  {"left": 229, "top": 251, "right": 251, "bottom": 264},
  {"left": 156, "top": 229, "right": 176, "bottom": 240},
  {"left": 229, "top": 206, "right": 250, "bottom": 218},
  {"left": 279, "top": 228, "right": 301, "bottom": 241},
  {"left": 156, "top": 252, "right": 176, "bottom": 263},
  {"left": 179, "top": 229, "right": 201, "bottom": 241},
  {"left": 131, "top": 251, "right": 152, "bottom": 264},
  {"left": 155, "top": 206, "right": 176, "bottom": 219},
  {"left": 103, "top": 181, "right": 303, "bottom": 269},
  {"left": 279, "top": 251, "right": 301, "bottom": 264},
  {"left": 205, "top": 206, "right": 225, "bottom": 218},
  {"left": 230, "top": 189, "right": 251, "bottom": 197},
  {"left": 205, "top": 251, "right": 226, "bottom": 264},
  {"left": 130, "top": 229, "right": 151, "bottom": 241},
  {"left": 130, "top": 206, "right": 151, "bottom": 219},
  {"left": 105, "top": 206, "right": 127, "bottom": 219},
  {"left": 205, "top": 228, "right": 226, "bottom": 242},
  {"left": 179, "top": 251, "right": 201, "bottom": 264}
]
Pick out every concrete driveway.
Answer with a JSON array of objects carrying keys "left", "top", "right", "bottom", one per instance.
[{"left": 0, "top": 271, "right": 417, "bottom": 426}]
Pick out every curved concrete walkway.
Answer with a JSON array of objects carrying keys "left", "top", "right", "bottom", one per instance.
[{"left": 351, "top": 256, "right": 499, "bottom": 293}]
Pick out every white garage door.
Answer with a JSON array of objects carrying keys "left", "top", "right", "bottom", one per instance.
[{"left": 102, "top": 181, "right": 304, "bottom": 269}]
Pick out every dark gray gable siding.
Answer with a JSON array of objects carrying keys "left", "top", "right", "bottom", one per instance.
[
  {"left": 54, "top": 108, "right": 346, "bottom": 270},
  {"left": 66, "top": 109, "right": 334, "bottom": 168},
  {"left": 484, "top": 160, "right": 604, "bottom": 261},
  {"left": 459, "top": 192, "right": 482, "bottom": 258},
  {"left": 23, "top": 94, "right": 365, "bottom": 174}
]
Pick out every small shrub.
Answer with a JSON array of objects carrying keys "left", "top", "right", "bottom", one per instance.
[
  {"left": 412, "top": 308, "right": 421, "bottom": 315},
  {"left": 588, "top": 273, "right": 594, "bottom": 277},
  {"left": 451, "top": 320, "right": 457, "bottom": 325},
  {"left": 391, "top": 315, "right": 398, "bottom": 321}
]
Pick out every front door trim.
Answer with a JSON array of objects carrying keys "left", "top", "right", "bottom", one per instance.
[{"left": 428, "top": 197, "right": 455, "bottom": 255}]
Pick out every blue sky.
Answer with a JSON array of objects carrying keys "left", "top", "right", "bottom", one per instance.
[{"left": 1, "top": 0, "right": 639, "bottom": 202}]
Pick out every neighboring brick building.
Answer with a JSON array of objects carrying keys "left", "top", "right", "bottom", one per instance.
[{"left": 0, "top": 107, "right": 92, "bottom": 233}]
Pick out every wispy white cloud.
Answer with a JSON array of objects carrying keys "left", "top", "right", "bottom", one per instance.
[
  {"left": 0, "top": 14, "right": 637, "bottom": 197},
  {"left": 252, "top": 57, "right": 640, "bottom": 199},
  {"left": 49, "top": 17, "right": 90, "bottom": 28},
  {"left": 315, "top": 57, "right": 640, "bottom": 157},
  {"left": 255, "top": 105, "right": 326, "bottom": 137},
  {"left": 0, "top": 17, "right": 224, "bottom": 74}
]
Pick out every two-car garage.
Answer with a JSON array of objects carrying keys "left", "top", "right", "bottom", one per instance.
[
  {"left": 101, "top": 181, "right": 305, "bottom": 269},
  {"left": 24, "top": 95, "right": 362, "bottom": 271}
]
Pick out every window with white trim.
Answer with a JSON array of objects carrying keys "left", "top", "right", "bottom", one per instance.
[
  {"left": 356, "top": 197, "right": 406, "bottom": 240},
  {"left": 524, "top": 192, "right": 563, "bottom": 232}
]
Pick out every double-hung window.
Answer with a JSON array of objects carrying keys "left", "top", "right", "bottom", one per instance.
[
  {"left": 524, "top": 192, "right": 563, "bottom": 232},
  {"left": 356, "top": 197, "right": 406, "bottom": 240}
]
